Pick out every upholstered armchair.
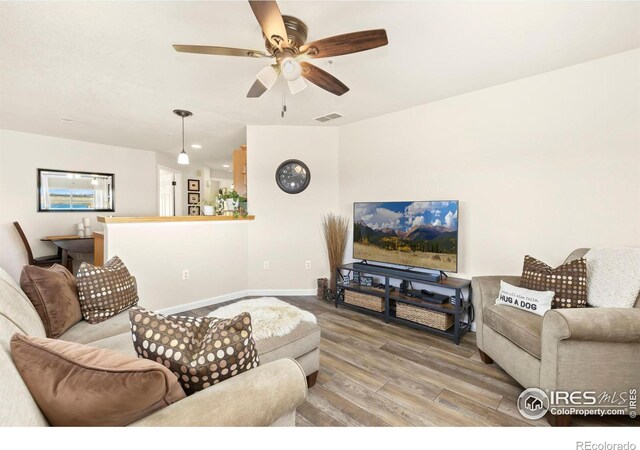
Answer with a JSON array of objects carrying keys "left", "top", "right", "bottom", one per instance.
[{"left": 472, "top": 249, "right": 640, "bottom": 426}]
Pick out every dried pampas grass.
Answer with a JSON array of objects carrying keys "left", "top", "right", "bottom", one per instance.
[{"left": 322, "top": 213, "right": 350, "bottom": 294}]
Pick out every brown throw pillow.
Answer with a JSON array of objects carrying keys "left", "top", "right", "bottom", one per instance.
[
  {"left": 520, "top": 255, "right": 587, "bottom": 308},
  {"left": 76, "top": 256, "right": 138, "bottom": 324},
  {"left": 10, "top": 334, "right": 185, "bottom": 426},
  {"left": 129, "top": 307, "right": 260, "bottom": 395},
  {"left": 20, "top": 264, "right": 82, "bottom": 338}
]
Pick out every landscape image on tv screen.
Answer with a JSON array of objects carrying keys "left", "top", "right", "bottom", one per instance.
[{"left": 353, "top": 201, "right": 459, "bottom": 272}]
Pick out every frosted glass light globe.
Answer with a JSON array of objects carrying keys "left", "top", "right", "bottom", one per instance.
[{"left": 281, "top": 57, "right": 302, "bottom": 81}]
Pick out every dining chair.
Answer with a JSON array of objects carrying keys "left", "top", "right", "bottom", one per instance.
[{"left": 13, "top": 222, "right": 73, "bottom": 271}]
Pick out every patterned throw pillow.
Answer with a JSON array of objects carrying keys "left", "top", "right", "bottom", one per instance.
[
  {"left": 129, "top": 307, "right": 260, "bottom": 395},
  {"left": 77, "top": 256, "right": 138, "bottom": 324},
  {"left": 520, "top": 255, "right": 587, "bottom": 308}
]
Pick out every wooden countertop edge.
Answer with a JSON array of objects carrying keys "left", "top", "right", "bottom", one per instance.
[
  {"left": 41, "top": 235, "right": 95, "bottom": 241},
  {"left": 97, "top": 215, "right": 255, "bottom": 224}
]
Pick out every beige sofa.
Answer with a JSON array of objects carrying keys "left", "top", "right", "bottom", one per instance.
[
  {"left": 472, "top": 248, "right": 640, "bottom": 426},
  {"left": 0, "top": 267, "right": 308, "bottom": 426}
]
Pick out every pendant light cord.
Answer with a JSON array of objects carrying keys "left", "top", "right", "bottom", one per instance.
[{"left": 182, "top": 116, "right": 185, "bottom": 151}]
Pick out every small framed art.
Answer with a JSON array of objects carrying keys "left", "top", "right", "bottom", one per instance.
[
  {"left": 361, "top": 276, "right": 373, "bottom": 286},
  {"left": 188, "top": 193, "right": 200, "bottom": 205},
  {"left": 342, "top": 275, "right": 350, "bottom": 285},
  {"left": 188, "top": 179, "right": 200, "bottom": 191},
  {"left": 188, "top": 205, "right": 200, "bottom": 216}
]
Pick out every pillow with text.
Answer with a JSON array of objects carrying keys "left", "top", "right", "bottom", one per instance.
[{"left": 495, "top": 280, "right": 554, "bottom": 316}]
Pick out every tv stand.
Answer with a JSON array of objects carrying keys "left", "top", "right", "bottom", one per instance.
[{"left": 336, "top": 263, "right": 472, "bottom": 344}]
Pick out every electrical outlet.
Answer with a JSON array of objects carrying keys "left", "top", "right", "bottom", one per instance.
[
  {"left": 182, "top": 269, "right": 190, "bottom": 280},
  {"left": 305, "top": 260, "right": 311, "bottom": 270},
  {"left": 263, "top": 261, "right": 270, "bottom": 270}
]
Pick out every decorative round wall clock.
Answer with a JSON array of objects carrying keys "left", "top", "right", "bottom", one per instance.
[{"left": 275, "top": 159, "right": 310, "bottom": 194}]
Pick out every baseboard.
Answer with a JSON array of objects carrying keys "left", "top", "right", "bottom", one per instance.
[
  {"left": 246, "top": 289, "right": 316, "bottom": 297},
  {"left": 158, "top": 290, "right": 250, "bottom": 315},
  {"left": 157, "top": 289, "right": 316, "bottom": 315}
]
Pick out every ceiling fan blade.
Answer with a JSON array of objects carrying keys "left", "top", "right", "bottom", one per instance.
[
  {"left": 247, "top": 79, "right": 268, "bottom": 98},
  {"left": 300, "top": 62, "right": 349, "bottom": 96},
  {"left": 248, "top": 0, "right": 289, "bottom": 48},
  {"left": 173, "top": 45, "right": 269, "bottom": 58},
  {"left": 300, "top": 29, "right": 388, "bottom": 59}
]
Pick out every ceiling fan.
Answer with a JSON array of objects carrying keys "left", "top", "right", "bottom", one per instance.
[{"left": 173, "top": 0, "right": 388, "bottom": 98}]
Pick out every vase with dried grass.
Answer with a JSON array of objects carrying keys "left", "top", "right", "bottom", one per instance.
[{"left": 322, "top": 213, "right": 349, "bottom": 297}]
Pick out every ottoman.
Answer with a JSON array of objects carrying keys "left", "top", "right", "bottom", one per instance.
[
  {"left": 209, "top": 298, "right": 321, "bottom": 387},
  {"left": 255, "top": 321, "right": 320, "bottom": 387}
]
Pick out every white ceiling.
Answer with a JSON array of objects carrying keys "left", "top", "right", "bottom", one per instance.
[{"left": 1, "top": 1, "right": 639, "bottom": 167}]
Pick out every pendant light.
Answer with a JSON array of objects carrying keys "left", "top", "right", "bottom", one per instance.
[{"left": 173, "top": 109, "right": 193, "bottom": 165}]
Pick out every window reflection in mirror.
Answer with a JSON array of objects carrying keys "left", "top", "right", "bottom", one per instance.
[{"left": 38, "top": 169, "right": 114, "bottom": 212}]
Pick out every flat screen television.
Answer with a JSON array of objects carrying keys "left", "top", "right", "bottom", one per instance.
[{"left": 353, "top": 201, "right": 459, "bottom": 272}]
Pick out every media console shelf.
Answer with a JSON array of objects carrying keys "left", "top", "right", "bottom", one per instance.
[{"left": 336, "top": 263, "right": 472, "bottom": 344}]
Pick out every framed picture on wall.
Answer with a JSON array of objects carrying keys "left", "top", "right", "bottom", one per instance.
[
  {"left": 188, "top": 179, "right": 200, "bottom": 191},
  {"left": 188, "top": 206, "right": 200, "bottom": 216},
  {"left": 188, "top": 193, "right": 200, "bottom": 205}
]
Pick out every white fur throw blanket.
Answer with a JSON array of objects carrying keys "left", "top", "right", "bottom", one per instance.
[
  {"left": 585, "top": 248, "right": 640, "bottom": 308},
  {"left": 208, "top": 297, "right": 317, "bottom": 340}
]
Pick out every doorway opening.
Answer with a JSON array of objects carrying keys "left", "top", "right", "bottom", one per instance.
[{"left": 158, "top": 166, "right": 182, "bottom": 216}]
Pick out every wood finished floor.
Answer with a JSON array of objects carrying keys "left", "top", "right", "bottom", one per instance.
[{"left": 188, "top": 296, "right": 637, "bottom": 427}]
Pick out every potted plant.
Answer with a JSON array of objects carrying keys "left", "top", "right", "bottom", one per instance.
[
  {"left": 200, "top": 198, "right": 215, "bottom": 216},
  {"left": 215, "top": 189, "right": 247, "bottom": 215}
]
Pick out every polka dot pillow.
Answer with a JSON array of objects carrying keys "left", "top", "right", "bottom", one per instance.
[
  {"left": 520, "top": 255, "right": 587, "bottom": 309},
  {"left": 129, "top": 307, "right": 260, "bottom": 395},
  {"left": 76, "top": 256, "right": 139, "bottom": 324}
]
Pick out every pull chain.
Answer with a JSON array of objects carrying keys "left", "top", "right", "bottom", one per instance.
[{"left": 281, "top": 82, "right": 287, "bottom": 118}]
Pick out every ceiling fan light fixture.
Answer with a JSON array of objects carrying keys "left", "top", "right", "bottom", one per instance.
[
  {"left": 256, "top": 65, "right": 279, "bottom": 90},
  {"left": 281, "top": 57, "right": 302, "bottom": 81},
  {"left": 288, "top": 77, "right": 307, "bottom": 95},
  {"left": 173, "top": 2, "right": 388, "bottom": 100}
]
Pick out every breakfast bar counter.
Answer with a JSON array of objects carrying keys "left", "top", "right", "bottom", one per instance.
[
  {"left": 97, "top": 215, "right": 255, "bottom": 224},
  {"left": 96, "top": 215, "right": 253, "bottom": 311}
]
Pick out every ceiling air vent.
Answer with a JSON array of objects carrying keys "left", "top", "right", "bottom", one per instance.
[{"left": 314, "top": 112, "right": 343, "bottom": 123}]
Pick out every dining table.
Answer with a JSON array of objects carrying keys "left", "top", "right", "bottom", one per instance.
[{"left": 40, "top": 235, "right": 95, "bottom": 267}]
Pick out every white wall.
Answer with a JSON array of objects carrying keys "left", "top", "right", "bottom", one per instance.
[
  {"left": 0, "top": 129, "right": 157, "bottom": 280},
  {"left": 247, "top": 126, "right": 340, "bottom": 292},
  {"left": 339, "top": 49, "right": 640, "bottom": 280},
  {"left": 104, "top": 221, "right": 248, "bottom": 312}
]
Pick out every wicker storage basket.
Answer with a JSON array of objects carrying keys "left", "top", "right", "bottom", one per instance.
[
  {"left": 396, "top": 303, "right": 454, "bottom": 331},
  {"left": 344, "top": 290, "right": 385, "bottom": 312}
]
